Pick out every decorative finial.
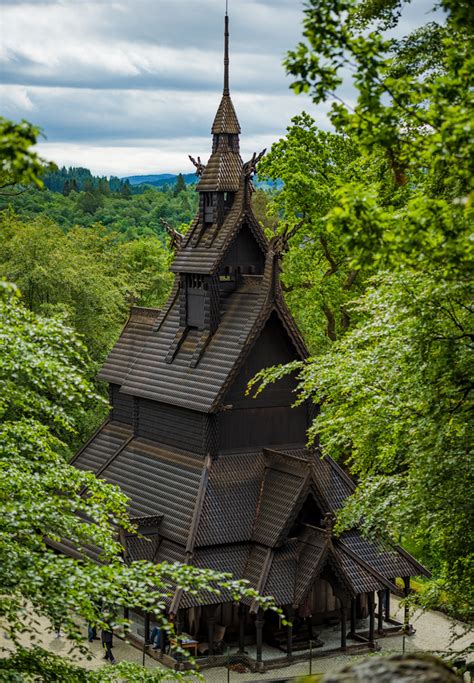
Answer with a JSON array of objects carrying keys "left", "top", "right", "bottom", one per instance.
[
  {"left": 323, "top": 512, "right": 337, "bottom": 538},
  {"left": 224, "top": 9, "right": 230, "bottom": 95}
]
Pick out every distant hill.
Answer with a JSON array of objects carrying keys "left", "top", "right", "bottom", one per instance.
[
  {"left": 122, "top": 173, "right": 197, "bottom": 187},
  {"left": 122, "top": 172, "right": 283, "bottom": 191}
]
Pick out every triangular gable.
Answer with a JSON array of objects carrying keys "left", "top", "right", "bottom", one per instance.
[
  {"left": 171, "top": 180, "right": 267, "bottom": 275},
  {"left": 252, "top": 454, "right": 310, "bottom": 547}
]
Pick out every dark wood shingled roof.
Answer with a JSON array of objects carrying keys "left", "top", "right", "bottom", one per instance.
[
  {"left": 61, "top": 10, "right": 429, "bottom": 617},
  {"left": 97, "top": 306, "right": 160, "bottom": 386},
  {"left": 196, "top": 145, "right": 243, "bottom": 192},
  {"left": 73, "top": 435, "right": 205, "bottom": 545},
  {"left": 171, "top": 179, "right": 267, "bottom": 274},
  {"left": 195, "top": 449, "right": 264, "bottom": 546},
  {"left": 100, "top": 248, "right": 307, "bottom": 413},
  {"left": 211, "top": 94, "right": 241, "bottom": 134},
  {"left": 252, "top": 453, "right": 310, "bottom": 547},
  {"left": 72, "top": 421, "right": 132, "bottom": 474}
]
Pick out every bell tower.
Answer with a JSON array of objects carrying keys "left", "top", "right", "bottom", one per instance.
[{"left": 195, "top": 11, "right": 242, "bottom": 231}]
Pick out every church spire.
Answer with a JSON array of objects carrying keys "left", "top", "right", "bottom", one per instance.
[
  {"left": 211, "top": 10, "right": 241, "bottom": 135},
  {"left": 223, "top": 10, "right": 229, "bottom": 95}
]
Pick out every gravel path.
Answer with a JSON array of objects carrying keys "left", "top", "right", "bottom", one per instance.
[{"left": 1, "top": 599, "right": 472, "bottom": 681}]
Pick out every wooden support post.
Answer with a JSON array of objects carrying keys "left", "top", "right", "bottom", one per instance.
[
  {"left": 207, "top": 615, "right": 216, "bottom": 656},
  {"left": 160, "top": 616, "right": 168, "bottom": 658},
  {"left": 238, "top": 603, "right": 246, "bottom": 654},
  {"left": 144, "top": 612, "right": 151, "bottom": 644},
  {"left": 377, "top": 590, "right": 385, "bottom": 634},
  {"left": 176, "top": 610, "right": 184, "bottom": 636},
  {"left": 286, "top": 606, "right": 294, "bottom": 659},
  {"left": 403, "top": 576, "right": 410, "bottom": 633},
  {"left": 368, "top": 592, "right": 375, "bottom": 644},
  {"left": 340, "top": 604, "right": 347, "bottom": 650},
  {"left": 255, "top": 609, "right": 264, "bottom": 663},
  {"left": 349, "top": 598, "right": 357, "bottom": 639},
  {"left": 385, "top": 588, "right": 391, "bottom": 621}
]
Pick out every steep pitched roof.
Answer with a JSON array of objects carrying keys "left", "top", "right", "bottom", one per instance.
[
  {"left": 95, "top": 436, "right": 204, "bottom": 544},
  {"left": 105, "top": 249, "right": 307, "bottom": 413},
  {"left": 98, "top": 306, "right": 160, "bottom": 386},
  {"left": 252, "top": 452, "right": 310, "bottom": 547},
  {"left": 72, "top": 421, "right": 132, "bottom": 474},
  {"left": 195, "top": 449, "right": 264, "bottom": 546},
  {"left": 196, "top": 145, "right": 242, "bottom": 192},
  {"left": 171, "top": 181, "right": 267, "bottom": 274},
  {"left": 212, "top": 94, "right": 241, "bottom": 134}
]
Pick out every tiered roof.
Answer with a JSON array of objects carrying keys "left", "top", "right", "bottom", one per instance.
[{"left": 59, "top": 11, "right": 429, "bottom": 614}]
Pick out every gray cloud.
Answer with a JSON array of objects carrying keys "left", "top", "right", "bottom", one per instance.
[{"left": 0, "top": 0, "right": 437, "bottom": 175}]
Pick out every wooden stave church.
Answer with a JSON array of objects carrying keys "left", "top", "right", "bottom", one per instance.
[{"left": 60, "top": 12, "right": 428, "bottom": 668}]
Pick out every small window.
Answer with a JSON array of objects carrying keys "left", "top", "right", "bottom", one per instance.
[{"left": 186, "top": 274, "right": 206, "bottom": 328}]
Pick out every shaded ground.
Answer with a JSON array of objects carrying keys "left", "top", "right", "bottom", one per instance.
[{"left": 1, "top": 599, "right": 471, "bottom": 681}]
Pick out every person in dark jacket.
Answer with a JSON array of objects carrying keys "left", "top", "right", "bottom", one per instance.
[{"left": 101, "top": 625, "right": 116, "bottom": 664}]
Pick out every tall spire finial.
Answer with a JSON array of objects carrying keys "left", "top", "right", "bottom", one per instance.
[{"left": 224, "top": 7, "right": 230, "bottom": 95}]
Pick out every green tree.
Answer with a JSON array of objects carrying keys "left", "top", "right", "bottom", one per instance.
[
  {"left": 0, "top": 284, "right": 279, "bottom": 680},
  {"left": 0, "top": 117, "right": 53, "bottom": 193},
  {"left": 251, "top": 0, "right": 473, "bottom": 618},
  {"left": 120, "top": 179, "right": 132, "bottom": 200},
  {"left": 77, "top": 190, "right": 103, "bottom": 215},
  {"left": 173, "top": 173, "right": 187, "bottom": 196},
  {"left": 0, "top": 214, "right": 173, "bottom": 362},
  {"left": 257, "top": 114, "right": 365, "bottom": 350}
]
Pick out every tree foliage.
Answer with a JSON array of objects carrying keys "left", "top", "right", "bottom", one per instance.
[
  {"left": 0, "top": 118, "right": 53, "bottom": 192},
  {"left": 257, "top": 114, "right": 366, "bottom": 350},
  {"left": 0, "top": 284, "right": 279, "bottom": 680},
  {"left": 0, "top": 212, "right": 173, "bottom": 362},
  {"left": 252, "top": 0, "right": 473, "bottom": 619},
  {"left": 0, "top": 182, "right": 198, "bottom": 239}
]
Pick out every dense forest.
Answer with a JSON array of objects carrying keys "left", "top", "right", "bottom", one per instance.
[
  {"left": 0, "top": 0, "right": 472, "bottom": 679},
  {"left": 0, "top": 170, "right": 198, "bottom": 237}
]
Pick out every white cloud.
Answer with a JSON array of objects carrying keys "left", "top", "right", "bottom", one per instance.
[
  {"left": 1, "top": 84, "right": 35, "bottom": 111},
  {"left": 0, "top": 0, "right": 438, "bottom": 175}
]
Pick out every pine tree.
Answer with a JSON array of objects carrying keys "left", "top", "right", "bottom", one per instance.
[
  {"left": 173, "top": 173, "right": 186, "bottom": 196},
  {"left": 62, "top": 180, "right": 71, "bottom": 196},
  {"left": 120, "top": 180, "right": 132, "bottom": 200},
  {"left": 83, "top": 178, "right": 94, "bottom": 194}
]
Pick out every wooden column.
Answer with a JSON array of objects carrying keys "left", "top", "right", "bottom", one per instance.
[
  {"left": 377, "top": 590, "right": 385, "bottom": 634},
  {"left": 368, "top": 592, "right": 375, "bottom": 644},
  {"left": 255, "top": 609, "right": 264, "bottom": 663},
  {"left": 286, "top": 607, "right": 294, "bottom": 659},
  {"left": 160, "top": 617, "right": 168, "bottom": 658},
  {"left": 385, "top": 588, "right": 391, "bottom": 621},
  {"left": 176, "top": 610, "right": 184, "bottom": 636},
  {"left": 403, "top": 576, "right": 410, "bottom": 632},
  {"left": 144, "top": 612, "right": 151, "bottom": 644},
  {"left": 349, "top": 598, "right": 357, "bottom": 639},
  {"left": 237, "top": 603, "right": 246, "bottom": 654},
  {"left": 207, "top": 615, "right": 216, "bottom": 656},
  {"left": 340, "top": 604, "right": 347, "bottom": 650}
]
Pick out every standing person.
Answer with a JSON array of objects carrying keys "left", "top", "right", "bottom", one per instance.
[
  {"left": 53, "top": 619, "right": 62, "bottom": 638},
  {"left": 88, "top": 623, "right": 98, "bottom": 642},
  {"left": 101, "top": 624, "right": 116, "bottom": 664}
]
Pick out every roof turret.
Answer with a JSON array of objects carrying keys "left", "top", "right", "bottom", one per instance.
[{"left": 211, "top": 13, "right": 241, "bottom": 135}]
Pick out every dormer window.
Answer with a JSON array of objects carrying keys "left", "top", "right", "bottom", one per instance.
[
  {"left": 224, "top": 192, "right": 234, "bottom": 209},
  {"left": 203, "top": 193, "right": 215, "bottom": 226},
  {"left": 186, "top": 274, "right": 207, "bottom": 329}
]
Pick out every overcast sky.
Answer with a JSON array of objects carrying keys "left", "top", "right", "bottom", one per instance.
[{"left": 0, "top": 0, "right": 439, "bottom": 177}]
